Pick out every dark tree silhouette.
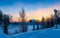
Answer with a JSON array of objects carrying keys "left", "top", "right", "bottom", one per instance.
[
  {"left": 54, "top": 9, "right": 58, "bottom": 29},
  {"left": 41, "top": 17, "right": 45, "bottom": 29},
  {"left": 46, "top": 20, "right": 50, "bottom": 28},
  {"left": 0, "top": 10, "right": 3, "bottom": 24},
  {"left": 46, "top": 18, "right": 54, "bottom": 28},
  {"left": 3, "top": 15, "right": 10, "bottom": 34},
  {"left": 50, "top": 18, "right": 54, "bottom": 27},
  {"left": 36, "top": 21, "right": 40, "bottom": 30},
  {"left": 20, "top": 7, "right": 28, "bottom": 32}
]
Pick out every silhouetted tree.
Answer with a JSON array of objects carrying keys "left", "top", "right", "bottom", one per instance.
[
  {"left": 54, "top": 9, "right": 58, "bottom": 29},
  {"left": 0, "top": 10, "right": 2, "bottom": 24},
  {"left": 46, "top": 20, "right": 50, "bottom": 28},
  {"left": 36, "top": 21, "right": 40, "bottom": 30},
  {"left": 46, "top": 18, "right": 54, "bottom": 28},
  {"left": 50, "top": 18, "right": 54, "bottom": 27},
  {"left": 3, "top": 14, "right": 10, "bottom": 34},
  {"left": 41, "top": 17, "right": 45, "bottom": 29},
  {"left": 20, "top": 7, "right": 28, "bottom": 32},
  {"left": 50, "top": 14, "right": 54, "bottom": 27},
  {"left": 57, "top": 17, "right": 60, "bottom": 24}
]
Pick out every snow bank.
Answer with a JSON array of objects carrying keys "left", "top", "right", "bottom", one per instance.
[{"left": 0, "top": 24, "right": 60, "bottom": 38}]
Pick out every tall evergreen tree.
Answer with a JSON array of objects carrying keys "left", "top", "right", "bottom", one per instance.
[
  {"left": 41, "top": 17, "right": 45, "bottom": 29},
  {"left": 0, "top": 10, "right": 2, "bottom": 24},
  {"left": 54, "top": 9, "right": 58, "bottom": 29},
  {"left": 20, "top": 7, "right": 28, "bottom": 32},
  {"left": 3, "top": 15, "right": 10, "bottom": 34}
]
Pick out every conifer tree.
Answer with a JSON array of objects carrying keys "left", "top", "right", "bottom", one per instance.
[{"left": 20, "top": 7, "right": 28, "bottom": 32}]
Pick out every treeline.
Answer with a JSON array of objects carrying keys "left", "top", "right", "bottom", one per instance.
[
  {"left": 0, "top": 8, "right": 28, "bottom": 35},
  {"left": 0, "top": 8, "right": 60, "bottom": 35},
  {"left": 0, "top": 10, "right": 10, "bottom": 34}
]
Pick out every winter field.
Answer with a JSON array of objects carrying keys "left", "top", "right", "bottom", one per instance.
[{"left": 0, "top": 24, "right": 60, "bottom": 38}]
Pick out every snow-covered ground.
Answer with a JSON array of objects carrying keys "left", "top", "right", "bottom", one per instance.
[{"left": 0, "top": 24, "right": 60, "bottom": 38}]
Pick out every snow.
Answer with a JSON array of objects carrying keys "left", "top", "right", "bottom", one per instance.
[{"left": 0, "top": 25, "right": 60, "bottom": 38}]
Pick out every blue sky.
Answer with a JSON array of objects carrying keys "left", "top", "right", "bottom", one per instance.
[
  {"left": 0, "top": 0, "right": 60, "bottom": 5},
  {"left": 0, "top": 0, "right": 60, "bottom": 8},
  {"left": 0, "top": 0, "right": 60, "bottom": 21},
  {"left": 0, "top": 0, "right": 60, "bottom": 12}
]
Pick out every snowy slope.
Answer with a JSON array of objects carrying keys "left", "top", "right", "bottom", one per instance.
[
  {"left": 0, "top": 28, "right": 60, "bottom": 38},
  {"left": 9, "top": 29, "right": 60, "bottom": 38},
  {"left": 0, "top": 25, "right": 60, "bottom": 38}
]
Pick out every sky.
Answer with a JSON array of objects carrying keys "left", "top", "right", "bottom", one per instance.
[{"left": 0, "top": 0, "right": 60, "bottom": 22}]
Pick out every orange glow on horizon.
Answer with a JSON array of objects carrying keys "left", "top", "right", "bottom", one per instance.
[{"left": 10, "top": 5, "right": 60, "bottom": 22}]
